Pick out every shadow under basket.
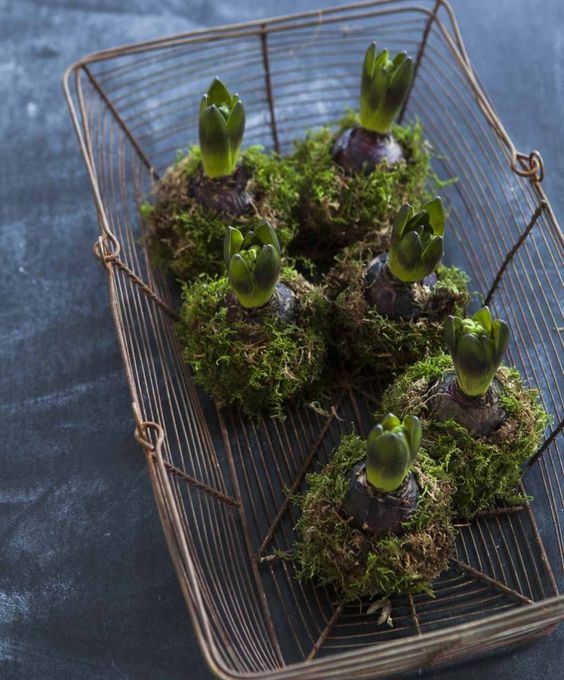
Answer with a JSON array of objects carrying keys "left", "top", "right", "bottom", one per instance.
[{"left": 64, "top": 1, "right": 563, "bottom": 678}]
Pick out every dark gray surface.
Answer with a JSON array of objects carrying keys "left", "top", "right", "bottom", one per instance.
[{"left": 0, "top": 1, "right": 561, "bottom": 678}]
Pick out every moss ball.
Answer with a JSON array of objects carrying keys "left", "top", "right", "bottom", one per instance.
[
  {"left": 288, "top": 115, "right": 431, "bottom": 273},
  {"left": 178, "top": 269, "right": 329, "bottom": 417},
  {"left": 381, "top": 355, "right": 550, "bottom": 518},
  {"left": 142, "top": 146, "right": 301, "bottom": 281},
  {"left": 293, "top": 433, "right": 455, "bottom": 601},
  {"left": 325, "top": 244, "right": 470, "bottom": 375}
]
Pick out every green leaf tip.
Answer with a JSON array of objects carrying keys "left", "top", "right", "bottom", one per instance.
[
  {"left": 366, "top": 413, "right": 421, "bottom": 492},
  {"left": 199, "top": 78, "right": 246, "bottom": 178},
  {"left": 444, "top": 306, "right": 510, "bottom": 397},
  {"left": 359, "top": 43, "right": 414, "bottom": 134},
  {"left": 388, "top": 197, "right": 445, "bottom": 282},
  {"left": 223, "top": 222, "right": 281, "bottom": 309}
]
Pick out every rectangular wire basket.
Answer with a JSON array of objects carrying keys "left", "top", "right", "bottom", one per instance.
[{"left": 64, "top": 1, "right": 563, "bottom": 677}]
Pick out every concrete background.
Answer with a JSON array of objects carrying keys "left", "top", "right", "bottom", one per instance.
[{"left": 0, "top": 1, "right": 561, "bottom": 678}]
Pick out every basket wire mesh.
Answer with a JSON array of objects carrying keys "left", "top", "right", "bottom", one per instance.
[{"left": 64, "top": 1, "right": 563, "bottom": 677}]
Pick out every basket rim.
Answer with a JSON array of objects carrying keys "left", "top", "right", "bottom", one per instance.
[
  {"left": 62, "top": 0, "right": 562, "bottom": 238},
  {"left": 150, "top": 417, "right": 564, "bottom": 680},
  {"left": 62, "top": 1, "right": 564, "bottom": 678},
  {"left": 62, "top": 0, "right": 458, "bottom": 68}
]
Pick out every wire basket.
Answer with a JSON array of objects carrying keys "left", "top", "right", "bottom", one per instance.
[{"left": 64, "top": 1, "right": 563, "bottom": 677}]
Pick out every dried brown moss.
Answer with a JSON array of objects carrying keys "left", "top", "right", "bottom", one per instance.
[{"left": 293, "top": 433, "right": 455, "bottom": 601}]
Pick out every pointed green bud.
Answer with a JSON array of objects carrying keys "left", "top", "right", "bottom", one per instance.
[
  {"left": 199, "top": 105, "right": 230, "bottom": 178},
  {"left": 403, "top": 415, "right": 422, "bottom": 462},
  {"left": 473, "top": 306, "right": 494, "bottom": 334},
  {"left": 393, "top": 51, "right": 407, "bottom": 67},
  {"left": 381, "top": 413, "right": 402, "bottom": 430},
  {"left": 198, "top": 78, "right": 245, "bottom": 178},
  {"left": 223, "top": 222, "right": 281, "bottom": 309},
  {"left": 253, "top": 245, "right": 281, "bottom": 306},
  {"left": 364, "top": 42, "right": 377, "bottom": 76},
  {"left": 199, "top": 93, "right": 208, "bottom": 116},
  {"left": 419, "top": 236, "right": 444, "bottom": 276},
  {"left": 493, "top": 318, "right": 510, "bottom": 363},
  {"left": 390, "top": 203, "right": 413, "bottom": 244},
  {"left": 240, "top": 230, "right": 257, "bottom": 250},
  {"left": 207, "top": 77, "right": 231, "bottom": 108},
  {"left": 421, "top": 196, "right": 445, "bottom": 236},
  {"left": 228, "top": 254, "right": 254, "bottom": 298},
  {"left": 223, "top": 226, "right": 244, "bottom": 268},
  {"left": 226, "top": 100, "right": 245, "bottom": 168},
  {"left": 444, "top": 306, "right": 510, "bottom": 397},
  {"left": 358, "top": 43, "right": 414, "bottom": 134},
  {"left": 366, "top": 413, "right": 421, "bottom": 492},
  {"left": 381, "top": 57, "right": 413, "bottom": 120},
  {"left": 388, "top": 198, "right": 445, "bottom": 282},
  {"left": 391, "top": 230, "right": 422, "bottom": 275},
  {"left": 254, "top": 222, "right": 281, "bottom": 252}
]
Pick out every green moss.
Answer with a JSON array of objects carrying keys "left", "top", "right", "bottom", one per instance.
[
  {"left": 177, "top": 268, "right": 329, "bottom": 417},
  {"left": 142, "top": 145, "right": 301, "bottom": 281},
  {"left": 293, "top": 434, "right": 455, "bottom": 601},
  {"left": 381, "top": 355, "right": 549, "bottom": 517},
  {"left": 288, "top": 115, "right": 432, "bottom": 272},
  {"left": 325, "top": 249, "right": 470, "bottom": 376}
]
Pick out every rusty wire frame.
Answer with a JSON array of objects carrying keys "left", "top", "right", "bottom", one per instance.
[{"left": 63, "top": 1, "right": 563, "bottom": 678}]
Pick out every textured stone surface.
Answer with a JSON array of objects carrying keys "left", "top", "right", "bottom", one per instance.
[{"left": 0, "top": 1, "right": 561, "bottom": 679}]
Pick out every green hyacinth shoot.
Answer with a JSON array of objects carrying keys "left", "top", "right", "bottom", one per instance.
[
  {"left": 444, "top": 306, "right": 510, "bottom": 398},
  {"left": 224, "top": 222, "right": 281, "bottom": 309},
  {"left": 388, "top": 197, "right": 445, "bottom": 283},
  {"left": 199, "top": 78, "right": 245, "bottom": 178},
  {"left": 366, "top": 413, "right": 421, "bottom": 492},
  {"left": 359, "top": 42, "right": 414, "bottom": 134}
]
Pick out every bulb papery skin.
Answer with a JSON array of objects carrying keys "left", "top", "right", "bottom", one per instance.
[
  {"left": 343, "top": 461, "right": 419, "bottom": 538},
  {"left": 332, "top": 126, "right": 404, "bottom": 174},
  {"left": 190, "top": 163, "right": 252, "bottom": 216},
  {"left": 225, "top": 281, "right": 299, "bottom": 326},
  {"left": 427, "top": 371, "right": 507, "bottom": 437},
  {"left": 364, "top": 252, "right": 437, "bottom": 320}
]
